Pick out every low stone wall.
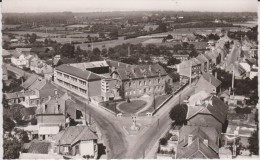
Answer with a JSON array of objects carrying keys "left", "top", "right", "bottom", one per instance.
[{"left": 151, "top": 94, "right": 173, "bottom": 116}]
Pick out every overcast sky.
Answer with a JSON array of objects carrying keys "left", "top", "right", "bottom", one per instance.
[{"left": 2, "top": 0, "right": 258, "bottom": 13}]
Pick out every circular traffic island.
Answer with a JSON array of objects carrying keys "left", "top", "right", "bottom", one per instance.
[{"left": 117, "top": 100, "right": 147, "bottom": 114}]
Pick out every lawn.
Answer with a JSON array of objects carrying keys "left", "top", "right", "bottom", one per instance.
[
  {"left": 139, "top": 95, "right": 170, "bottom": 114},
  {"left": 118, "top": 100, "right": 147, "bottom": 114}
]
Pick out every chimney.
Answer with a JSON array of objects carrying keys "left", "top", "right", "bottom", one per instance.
[
  {"left": 44, "top": 104, "right": 47, "bottom": 113},
  {"left": 188, "top": 134, "right": 193, "bottom": 145},
  {"left": 215, "top": 72, "right": 217, "bottom": 78},
  {"left": 149, "top": 65, "right": 152, "bottom": 72},
  {"left": 203, "top": 139, "right": 209, "bottom": 147}
]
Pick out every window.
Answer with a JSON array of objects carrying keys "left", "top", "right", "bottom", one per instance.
[
  {"left": 125, "top": 92, "right": 128, "bottom": 96},
  {"left": 149, "top": 80, "right": 152, "bottom": 85},
  {"left": 64, "top": 74, "right": 69, "bottom": 79},
  {"left": 144, "top": 81, "right": 147, "bottom": 85},
  {"left": 129, "top": 82, "right": 131, "bottom": 87},
  {"left": 80, "top": 88, "right": 87, "bottom": 94},
  {"left": 57, "top": 71, "right": 62, "bottom": 76},
  {"left": 64, "top": 146, "right": 69, "bottom": 153},
  {"left": 71, "top": 85, "right": 78, "bottom": 90},
  {"left": 71, "top": 77, "right": 77, "bottom": 82},
  {"left": 139, "top": 81, "right": 141, "bottom": 86}
]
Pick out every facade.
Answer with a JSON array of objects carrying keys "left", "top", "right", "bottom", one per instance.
[
  {"left": 108, "top": 61, "right": 168, "bottom": 99},
  {"left": 3, "top": 65, "right": 8, "bottom": 81},
  {"left": 54, "top": 64, "right": 102, "bottom": 100},
  {"left": 172, "top": 54, "right": 189, "bottom": 61},
  {"left": 101, "top": 78, "right": 121, "bottom": 101},
  {"left": 186, "top": 95, "right": 228, "bottom": 133},
  {"left": 10, "top": 51, "right": 26, "bottom": 68},
  {"left": 195, "top": 73, "right": 222, "bottom": 94}
]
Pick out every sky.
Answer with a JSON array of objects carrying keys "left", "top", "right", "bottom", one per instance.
[{"left": 2, "top": 0, "right": 258, "bottom": 13}]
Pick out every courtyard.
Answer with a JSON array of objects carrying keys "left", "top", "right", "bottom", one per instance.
[{"left": 117, "top": 100, "right": 147, "bottom": 114}]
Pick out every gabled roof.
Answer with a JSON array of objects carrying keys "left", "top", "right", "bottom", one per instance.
[
  {"left": 200, "top": 73, "right": 222, "bottom": 87},
  {"left": 10, "top": 50, "right": 23, "bottom": 58},
  {"left": 55, "top": 64, "right": 101, "bottom": 81},
  {"left": 177, "top": 126, "right": 219, "bottom": 159},
  {"left": 22, "top": 76, "right": 39, "bottom": 89},
  {"left": 56, "top": 126, "right": 98, "bottom": 146},
  {"left": 196, "top": 54, "right": 208, "bottom": 63},
  {"left": 187, "top": 95, "right": 228, "bottom": 124},
  {"left": 36, "top": 97, "right": 65, "bottom": 115}
]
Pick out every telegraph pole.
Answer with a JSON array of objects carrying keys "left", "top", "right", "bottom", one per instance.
[
  {"left": 190, "top": 60, "right": 192, "bottom": 85},
  {"left": 232, "top": 65, "right": 235, "bottom": 92}
]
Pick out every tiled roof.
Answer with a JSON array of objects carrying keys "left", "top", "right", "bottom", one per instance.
[
  {"left": 116, "top": 63, "right": 167, "bottom": 81},
  {"left": 25, "top": 140, "right": 50, "bottom": 154},
  {"left": 56, "top": 126, "right": 98, "bottom": 146},
  {"left": 10, "top": 50, "right": 22, "bottom": 58},
  {"left": 20, "top": 107, "right": 37, "bottom": 117},
  {"left": 59, "top": 57, "right": 77, "bottom": 64},
  {"left": 5, "top": 91, "right": 25, "bottom": 99},
  {"left": 201, "top": 73, "right": 222, "bottom": 87},
  {"left": 196, "top": 54, "right": 208, "bottom": 63},
  {"left": 56, "top": 64, "right": 102, "bottom": 81},
  {"left": 2, "top": 49, "right": 11, "bottom": 56},
  {"left": 187, "top": 95, "right": 228, "bottom": 124}
]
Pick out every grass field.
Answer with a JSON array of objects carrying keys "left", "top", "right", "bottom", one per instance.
[
  {"left": 7, "top": 31, "right": 62, "bottom": 38},
  {"left": 118, "top": 100, "right": 147, "bottom": 114}
]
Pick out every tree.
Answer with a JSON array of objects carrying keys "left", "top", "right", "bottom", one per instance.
[
  {"left": 169, "top": 104, "right": 188, "bottom": 125},
  {"left": 3, "top": 116, "right": 15, "bottom": 132},
  {"left": 248, "top": 130, "right": 259, "bottom": 155},
  {"left": 93, "top": 48, "right": 101, "bottom": 55},
  {"left": 29, "top": 33, "right": 37, "bottom": 44},
  {"left": 60, "top": 43, "right": 75, "bottom": 58},
  {"left": 159, "top": 138, "right": 167, "bottom": 146},
  {"left": 3, "top": 137, "right": 23, "bottom": 159},
  {"left": 167, "top": 57, "right": 181, "bottom": 66},
  {"left": 166, "top": 34, "right": 173, "bottom": 39}
]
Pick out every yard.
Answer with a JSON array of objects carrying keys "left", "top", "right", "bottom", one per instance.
[
  {"left": 118, "top": 100, "right": 147, "bottom": 114},
  {"left": 139, "top": 95, "right": 170, "bottom": 114}
]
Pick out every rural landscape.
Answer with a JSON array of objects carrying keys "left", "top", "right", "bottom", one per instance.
[{"left": 2, "top": 0, "right": 259, "bottom": 159}]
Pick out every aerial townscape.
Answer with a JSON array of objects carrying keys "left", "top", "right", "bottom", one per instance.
[{"left": 1, "top": 0, "right": 259, "bottom": 159}]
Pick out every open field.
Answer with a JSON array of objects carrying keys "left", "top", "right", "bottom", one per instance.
[
  {"left": 6, "top": 31, "right": 62, "bottom": 38},
  {"left": 75, "top": 37, "right": 149, "bottom": 50}
]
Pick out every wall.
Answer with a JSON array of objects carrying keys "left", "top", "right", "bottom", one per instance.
[
  {"left": 188, "top": 114, "right": 222, "bottom": 133},
  {"left": 88, "top": 80, "right": 101, "bottom": 97},
  {"left": 37, "top": 114, "right": 66, "bottom": 127},
  {"left": 79, "top": 140, "right": 96, "bottom": 156}
]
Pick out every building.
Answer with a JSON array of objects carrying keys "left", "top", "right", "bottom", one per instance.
[
  {"left": 176, "top": 126, "right": 219, "bottom": 159},
  {"left": 2, "top": 49, "right": 12, "bottom": 62},
  {"left": 54, "top": 60, "right": 169, "bottom": 101},
  {"left": 54, "top": 64, "right": 102, "bottom": 100},
  {"left": 172, "top": 54, "right": 189, "bottom": 61},
  {"left": 10, "top": 50, "right": 26, "bottom": 68},
  {"left": 55, "top": 126, "right": 98, "bottom": 157},
  {"left": 36, "top": 97, "right": 66, "bottom": 140},
  {"left": 186, "top": 95, "right": 228, "bottom": 133},
  {"left": 109, "top": 61, "right": 168, "bottom": 99},
  {"left": 195, "top": 73, "right": 222, "bottom": 94}
]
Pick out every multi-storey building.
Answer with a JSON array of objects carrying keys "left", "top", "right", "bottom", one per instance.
[
  {"left": 54, "top": 64, "right": 102, "bottom": 100},
  {"left": 54, "top": 60, "right": 169, "bottom": 101},
  {"left": 108, "top": 60, "right": 168, "bottom": 99}
]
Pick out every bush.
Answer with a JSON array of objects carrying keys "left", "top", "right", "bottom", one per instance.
[
  {"left": 235, "top": 107, "right": 252, "bottom": 114},
  {"left": 164, "top": 132, "right": 172, "bottom": 140},
  {"left": 159, "top": 138, "right": 167, "bottom": 146}
]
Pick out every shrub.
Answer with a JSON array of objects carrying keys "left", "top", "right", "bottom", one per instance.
[{"left": 159, "top": 138, "right": 167, "bottom": 146}]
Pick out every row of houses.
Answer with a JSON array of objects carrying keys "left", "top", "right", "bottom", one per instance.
[
  {"left": 54, "top": 60, "right": 171, "bottom": 103},
  {"left": 4, "top": 47, "right": 54, "bottom": 80},
  {"left": 176, "top": 34, "right": 231, "bottom": 80}
]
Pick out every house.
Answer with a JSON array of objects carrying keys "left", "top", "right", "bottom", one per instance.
[
  {"left": 22, "top": 139, "right": 51, "bottom": 154},
  {"left": 10, "top": 50, "right": 26, "bottom": 68},
  {"left": 195, "top": 73, "right": 222, "bottom": 94},
  {"left": 196, "top": 54, "right": 209, "bottom": 73},
  {"left": 101, "top": 78, "right": 121, "bottom": 101},
  {"left": 186, "top": 95, "right": 228, "bottom": 133},
  {"left": 2, "top": 49, "right": 12, "bottom": 62},
  {"left": 55, "top": 126, "right": 98, "bottom": 158},
  {"left": 5, "top": 91, "right": 25, "bottom": 105},
  {"left": 53, "top": 57, "right": 78, "bottom": 67},
  {"left": 249, "top": 66, "right": 258, "bottom": 79},
  {"left": 176, "top": 125, "right": 219, "bottom": 159},
  {"left": 36, "top": 97, "right": 66, "bottom": 140}
]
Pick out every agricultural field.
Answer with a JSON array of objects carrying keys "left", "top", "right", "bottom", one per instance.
[
  {"left": 6, "top": 31, "right": 62, "bottom": 38},
  {"left": 75, "top": 37, "right": 149, "bottom": 50}
]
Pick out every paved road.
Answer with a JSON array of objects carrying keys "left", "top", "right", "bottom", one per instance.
[
  {"left": 4, "top": 63, "right": 42, "bottom": 79},
  {"left": 54, "top": 84, "right": 128, "bottom": 159},
  {"left": 124, "top": 85, "right": 195, "bottom": 158},
  {"left": 228, "top": 41, "right": 241, "bottom": 65}
]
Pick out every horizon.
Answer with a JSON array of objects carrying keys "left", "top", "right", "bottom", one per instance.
[{"left": 2, "top": 0, "right": 258, "bottom": 13}]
